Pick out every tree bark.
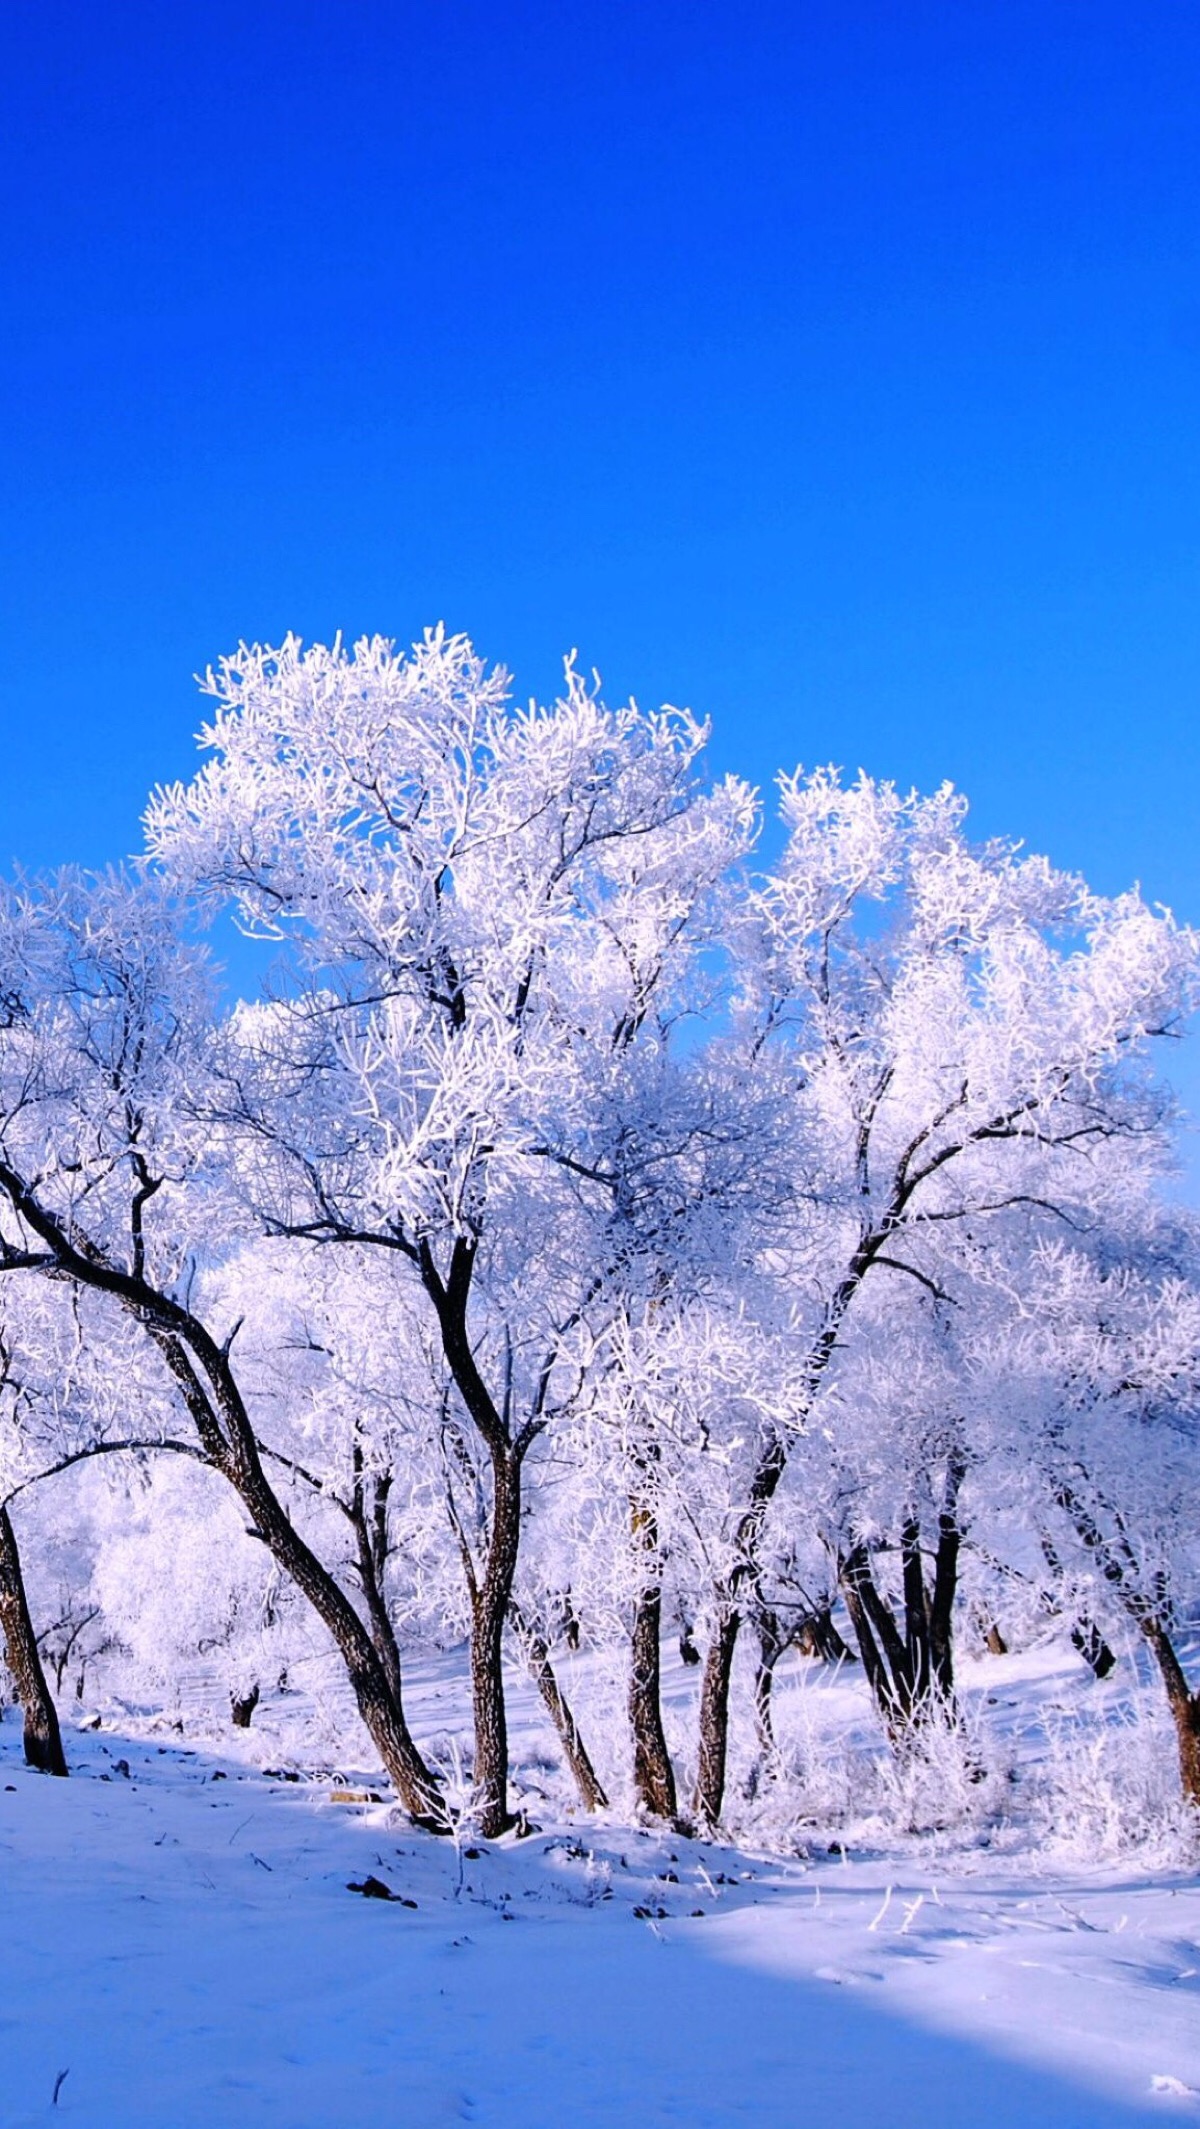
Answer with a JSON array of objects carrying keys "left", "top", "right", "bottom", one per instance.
[
  {"left": 796, "top": 1606, "right": 855, "bottom": 1663},
  {"left": 691, "top": 1431, "right": 788, "bottom": 1826},
  {"left": 839, "top": 1546, "right": 905, "bottom": 1727},
  {"left": 349, "top": 1457, "right": 406, "bottom": 1714},
  {"left": 752, "top": 1605, "right": 785, "bottom": 1753},
  {"left": 419, "top": 1236, "right": 535, "bottom": 1839},
  {"left": 146, "top": 1327, "right": 443, "bottom": 1824},
  {"left": 508, "top": 1601, "right": 607, "bottom": 1811},
  {"left": 0, "top": 1504, "right": 67, "bottom": 1776},
  {"left": 628, "top": 1501, "right": 677, "bottom": 1821},
  {"left": 1039, "top": 1535, "right": 1117, "bottom": 1679},
  {"left": 1051, "top": 1478, "right": 1198, "bottom": 1807},
  {"left": 694, "top": 1599, "right": 740, "bottom": 1827},
  {"left": 901, "top": 1512, "right": 933, "bottom": 1706},
  {"left": 233, "top": 1439, "right": 443, "bottom": 1821},
  {"left": 839, "top": 1502, "right": 964, "bottom": 1743},
  {"left": 1140, "top": 1618, "right": 1200, "bottom": 1807},
  {"left": 0, "top": 1160, "right": 446, "bottom": 1824},
  {"left": 469, "top": 1442, "right": 522, "bottom": 1837},
  {"left": 928, "top": 1452, "right": 966, "bottom": 1698},
  {"left": 1071, "top": 1617, "right": 1117, "bottom": 1680}
]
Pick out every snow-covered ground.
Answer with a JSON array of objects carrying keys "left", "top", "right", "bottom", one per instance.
[{"left": 1, "top": 1643, "right": 1197, "bottom": 2127}]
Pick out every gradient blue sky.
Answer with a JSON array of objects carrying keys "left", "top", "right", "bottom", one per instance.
[{"left": 1, "top": 1, "right": 1197, "bottom": 929}]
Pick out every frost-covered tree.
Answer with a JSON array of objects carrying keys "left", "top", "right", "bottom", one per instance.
[
  {"left": 146, "top": 627, "right": 755, "bottom": 1832},
  {"left": 692, "top": 768, "right": 1200, "bottom": 1821},
  {"left": 0, "top": 868, "right": 442, "bottom": 1820},
  {"left": 979, "top": 1214, "right": 1200, "bottom": 1803}
]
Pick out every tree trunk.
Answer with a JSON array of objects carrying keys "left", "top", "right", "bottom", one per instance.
[
  {"left": 0, "top": 1505, "right": 66, "bottom": 1777},
  {"left": 694, "top": 1599, "right": 740, "bottom": 1827},
  {"left": 628, "top": 1502, "right": 677, "bottom": 1821},
  {"left": 244, "top": 1461, "right": 444, "bottom": 1822},
  {"left": 839, "top": 1535, "right": 963, "bottom": 1740},
  {"left": 350, "top": 1459, "right": 406, "bottom": 1713},
  {"left": 691, "top": 1431, "right": 788, "bottom": 1826},
  {"left": 470, "top": 1443, "right": 523, "bottom": 1837},
  {"left": 840, "top": 1459, "right": 965, "bottom": 1740},
  {"left": 230, "top": 1683, "right": 260, "bottom": 1728},
  {"left": 508, "top": 1601, "right": 607, "bottom": 1811},
  {"left": 928, "top": 1452, "right": 966, "bottom": 1699},
  {"left": 838, "top": 1547, "right": 903, "bottom": 1725},
  {"left": 901, "top": 1512, "right": 933, "bottom": 1706},
  {"left": 796, "top": 1606, "right": 855, "bottom": 1663},
  {"left": 0, "top": 1162, "right": 443, "bottom": 1817},
  {"left": 153, "top": 1329, "right": 445, "bottom": 1828},
  {"left": 752, "top": 1605, "right": 785, "bottom": 1753},
  {"left": 1071, "top": 1617, "right": 1117, "bottom": 1680},
  {"left": 1039, "top": 1536, "right": 1117, "bottom": 1679},
  {"left": 1140, "top": 1618, "right": 1200, "bottom": 1808}
]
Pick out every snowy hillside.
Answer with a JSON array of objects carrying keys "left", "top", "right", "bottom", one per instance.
[{"left": 1, "top": 1638, "right": 1196, "bottom": 2129}]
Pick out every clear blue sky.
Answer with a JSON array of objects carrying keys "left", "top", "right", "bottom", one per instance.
[{"left": 2, "top": 1, "right": 1197, "bottom": 928}]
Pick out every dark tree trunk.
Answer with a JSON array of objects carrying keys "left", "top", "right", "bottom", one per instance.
[
  {"left": 838, "top": 1492, "right": 964, "bottom": 1744},
  {"left": 752, "top": 1605, "right": 785, "bottom": 1753},
  {"left": 838, "top": 1546, "right": 906, "bottom": 1727},
  {"left": 419, "top": 1236, "right": 539, "bottom": 1840},
  {"left": 1039, "top": 1535, "right": 1117, "bottom": 1679},
  {"left": 241, "top": 1458, "right": 443, "bottom": 1820},
  {"left": 230, "top": 1683, "right": 260, "bottom": 1728},
  {"left": 508, "top": 1601, "right": 607, "bottom": 1811},
  {"left": 469, "top": 1442, "right": 523, "bottom": 1837},
  {"left": 0, "top": 1158, "right": 446, "bottom": 1818},
  {"left": 1141, "top": 1618, "right": 1200, "bottom": 1807},
  {"left": 694, "top": 1600, "right": 740, "bottom": 1827},
  {"left": 795, "top": 1606, "right": 855, "bottom": 1663},
  {"left": 1071, "top": 1617, "right": 1117, "bottom": 1680},
  {"left": 152, "top": 1330, "right": 445, "bottom": 1828},
  {"left": 0, "top": 1505, "right": 67, "bottom": 1777},
  {"left": 839, "top": 1454, "right": 966, "bottom": 1739},
  {"left": 928, "top": 1452, "right": 966, "bottom": 1698},
  {"left": 1051, "top": 1478, "right": 1199, "bottom": 1807},
  {"left": 901, "top": 1512, "right": 933, "bottom": 1705},
  {"left": 678, "top": 1622, "right": 701, "bottom": 1666},
  {"left": 628, "top": 1502, "right": 677, "bottom": 1821},
  {"left": 691, "top": 1432, "right": 788, "bottom": 1827},
  {"left": 350, "top": 1457, "right": 406, "bottom": 1713}
]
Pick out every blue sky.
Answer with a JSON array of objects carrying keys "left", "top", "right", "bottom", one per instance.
[{"left": 1, "top": 0, "right": 1197, "bottom": 934}]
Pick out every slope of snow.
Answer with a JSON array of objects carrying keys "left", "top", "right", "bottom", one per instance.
[{"left": 1, "top": 1648, "right": 1198, "bottom": 2129}]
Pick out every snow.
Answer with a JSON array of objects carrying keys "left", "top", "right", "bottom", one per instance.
[{"left": 1, "top": 1645, "right": 1197, "bottom": 2128}]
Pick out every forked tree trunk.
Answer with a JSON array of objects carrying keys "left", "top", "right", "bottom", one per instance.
[
  {"left": 508, "top": 1601, "right": 607, "bottom": 1811},
  {"left": 0, "top": 1505, "right": 67, "bottom": 1777},
  {"left": 628, "top": 1502, "right": 677, "bottom": 1821},
  {"left": 838, "top": 1461, "right": 966, "bottom": 1744},
  {"left": 838, "top": 1546, "right": 910, "bottom": 1729}
]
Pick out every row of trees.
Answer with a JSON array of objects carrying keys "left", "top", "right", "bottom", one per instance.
[{"left": 0, "top": 629, "right": 1197, "bottom": 1833}]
